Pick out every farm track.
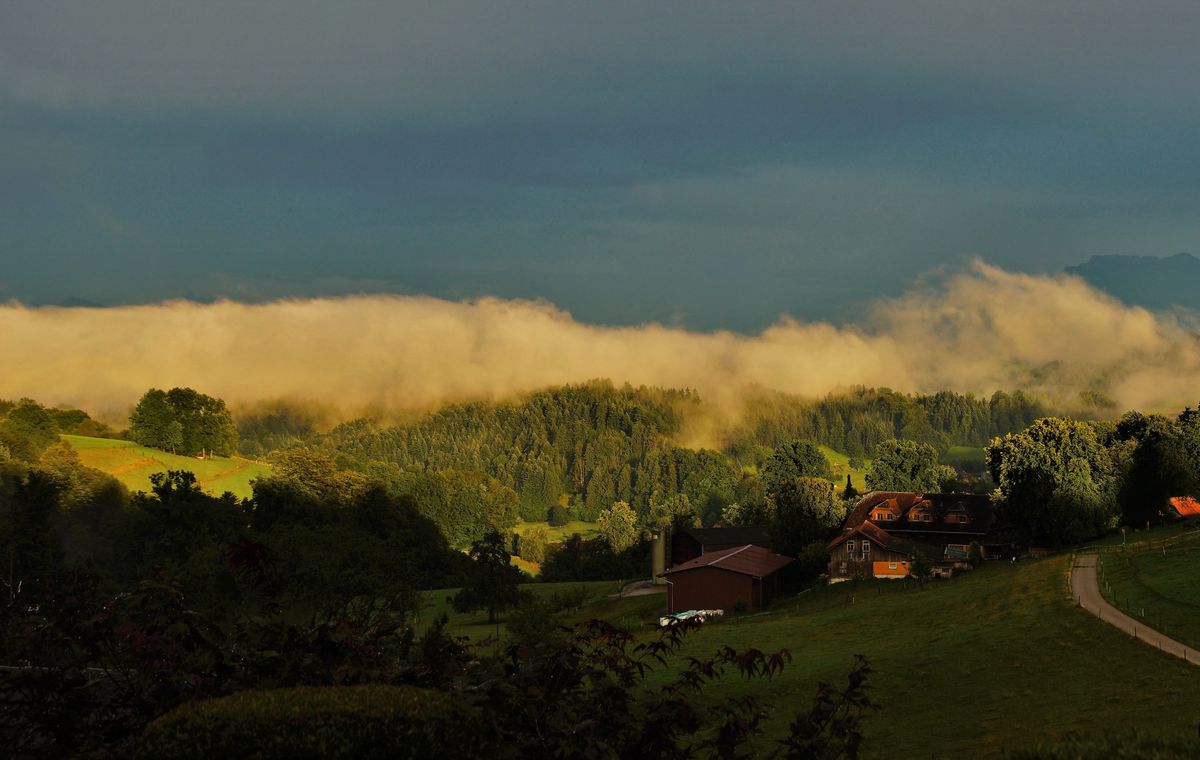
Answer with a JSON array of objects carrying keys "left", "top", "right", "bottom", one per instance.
[{"left": 1071, "top": 554, "right": 1200, "bottom": 667}]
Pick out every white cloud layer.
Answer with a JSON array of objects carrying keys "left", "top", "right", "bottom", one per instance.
[{"left": 1, "top": 262, "right": 1195, "bottom": 421}]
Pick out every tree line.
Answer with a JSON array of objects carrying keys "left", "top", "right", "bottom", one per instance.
[
  {"left": 987, "top": 408, "right": 1200, "bottom": 546},
  {"left": 233, "top": 382, "right": 1052, "bottom": 535}
]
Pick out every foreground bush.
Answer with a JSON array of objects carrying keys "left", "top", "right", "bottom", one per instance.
[{"left": 138, "top": 684, "right": 483, "bottom": 760}]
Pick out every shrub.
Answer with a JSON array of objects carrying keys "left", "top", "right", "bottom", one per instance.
[
  {"left": 138, "top": 684, "right": 483, "bottom": 760},
  {"left": 518, "top": 525, "right": 548, "bottom": 563},
  {"left": 547, "top": 503, "right": 570, "bottom": 527}
]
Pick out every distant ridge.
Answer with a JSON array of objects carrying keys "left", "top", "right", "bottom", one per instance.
[{"left": 1066, "top": 253, "right": 1200, "bottom": 312}]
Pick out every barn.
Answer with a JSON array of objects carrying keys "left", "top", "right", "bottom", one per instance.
[{"left": 658, "top": 544, "right": 794, "bottom": 614}]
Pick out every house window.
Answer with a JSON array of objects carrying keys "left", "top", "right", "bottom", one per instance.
[
  {"left": 888, "top": 562, "right": 897, "bottom": 569},
  {"left": 846, "top": 541, "right": 855, "bottom": 555},
  {"left": 862, "top": 542, "right": 871, "bottom": 559},
  {"left": 925, "top": 514, "right": 932, "bottom": 522}
]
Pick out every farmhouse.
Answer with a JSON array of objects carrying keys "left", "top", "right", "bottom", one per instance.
[
  {"left": 658, "top": 544, "right": 793, "bottom": 614},
  {"left": 827, "top": 492, "right": 1000, "bottom": 581}
]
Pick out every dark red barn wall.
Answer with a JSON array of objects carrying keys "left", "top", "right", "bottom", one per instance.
[{"left": 666, "top": 567, "right": 756, "bottom": 614}]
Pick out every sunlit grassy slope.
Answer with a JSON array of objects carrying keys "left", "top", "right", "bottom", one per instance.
[
  {"left": 945, "top": 444, "right": 987, "bottom": 473},
  {"left": 819, "top": 444, "right": 870, "bottom": 488},
  {"left": 515, "top": 519, "right": 600, "bottom": 542},
  {"left": 429, "top": 556, "right": 1200, "bottom": 757},
  {"left": 62, "top": 434, "right": 271, "bottom": 499}
]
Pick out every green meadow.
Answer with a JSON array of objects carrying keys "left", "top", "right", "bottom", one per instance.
[
  {"left": 944, "top": 444, "right": 987, "bottom": 473},
  {"left": 514, "top": 519, "right": 600, "bottom": 542},
  {"left": 818, "top": 444, "right": 870, "bottom": 488},
  {"left": 1098, "top": 530, "right": 1200, "bottom": 650},
  {"left": 426, "top": 555, "right": 1200, "bottom": 758},
  {"left": 62, "top": 434, "right": 271, "bottom": 499}
]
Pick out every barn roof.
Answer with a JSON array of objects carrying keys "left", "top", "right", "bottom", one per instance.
[
  {"left": 675, "top": 526, "right": 771, "bottom": 547},
  {"left": 1169, "top": 496, "right": 1200, "bottom": 517},
  {"left": 659, "top": 544, "right": 793, "bottom": 579}
]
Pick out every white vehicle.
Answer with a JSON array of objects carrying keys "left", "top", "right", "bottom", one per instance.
[{"left": 658, "top": 609, "right": 724, "bottom": 627}]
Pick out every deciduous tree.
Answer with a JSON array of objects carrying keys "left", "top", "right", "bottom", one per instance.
[
  {"left": 986, "top": 417, "right": 1118, "bottom": 545},
  {"left": 865, "top": 439, "right": 955, "bottom": 493},
  {"left": 596, "top": 500, "right": 639, "bottom": 552},
  {"left": 453, "top": 529, "right": 524, "bottom": 624},
  {"left": 764, "top": 440, "right": 833, "bottom": 496}
]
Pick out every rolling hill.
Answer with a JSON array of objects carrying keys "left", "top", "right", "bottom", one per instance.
[
  {"left": 62, "top": 434, "right": 270, "bottom": 499},
  {"left": 428, "top": 552, "right": 1200, "bottom": 757}
]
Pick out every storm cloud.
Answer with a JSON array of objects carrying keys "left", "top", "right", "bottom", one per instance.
[{"left": 2, "top": 2, "right": 1199, "bottom": 330}]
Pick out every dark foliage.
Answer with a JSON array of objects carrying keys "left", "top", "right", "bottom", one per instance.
[
  {"left": 540, "top": 533, "right": 649, "bottom": 582},
  {"left": 139, "top": 684, "right": 482, "bottom": 760},
  {"left": 452, "top": 529, "right": 524, "bottom": 624}
]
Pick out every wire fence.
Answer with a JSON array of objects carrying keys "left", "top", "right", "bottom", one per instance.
[{"left": 1092, "top": 537, "right": 1200, "bottom": 650}]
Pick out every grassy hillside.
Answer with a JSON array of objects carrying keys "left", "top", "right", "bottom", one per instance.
[
  {"left": 1098, "top": 530, "right": 1200, "bottom": 649},
  {"left": 63, "top": 434, "right": 270, "bottom": 499},
  {"left": 515, "top": 519, "right": 600, "bottom": 542},
  {"left": 944, "top": 444, "right": 987, "bottom": 473},
  {"left": 428, "top": 556, "right": 1200, "bottom": 757},
  {"left": 819, "top": 444, "right": 870, "bottom": 489}
]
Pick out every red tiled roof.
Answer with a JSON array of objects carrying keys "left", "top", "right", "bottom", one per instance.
[
  {"left": 659, "top": 544, "right": 794, "bottom": 578},
  {"left": 1169, "top": 496, "right": 1200, "bottom": 517}
]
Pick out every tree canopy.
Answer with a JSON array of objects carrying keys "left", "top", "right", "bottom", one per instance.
[
  {"left": 865, "top": 439, "right": 955, "bottom": 493},
  {"left": 596, "top": 500, "right": 639, "bottom": 552},
  {"left": 763, "top": 439, "right": 832, "bottom": 495},
  {"left": 453, "top": 529, "right": 525, "bottom": 624},
  {"left": 769, "top": 476, "right": 843, "bottom": 557},
  {"left": 986, "top": 418, "right": 1119, "bottom": 546},
  {"left": 130, "top": 387, "right": 238, "bottom": 457}
]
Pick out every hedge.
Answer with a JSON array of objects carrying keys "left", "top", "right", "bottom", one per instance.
[{"left": 138, "top": 684, "right": 486, "bottom": 759}]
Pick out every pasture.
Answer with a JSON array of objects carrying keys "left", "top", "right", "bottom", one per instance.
[
  {"left": 818, "top": 444, "right": 870, "bottom": 488},
  {"left": 944, "top": 444, "right": 987, "bottom": 473},
  {"left": 1097, "top": 530, "right": 1200, "bottom": 650},
  {"left": 62, "top": 434, "right": 271, "bottom": 499},
  {"left": 425, "top": 554, "right": 1200, "bottom": 757},
  {"left": 515, "top": 519, "right": 600, "bottom": 542}
]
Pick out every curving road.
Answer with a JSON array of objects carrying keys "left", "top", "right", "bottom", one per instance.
[{"left": 1071, "top": 554, "right": 1199, "bottom": 666}]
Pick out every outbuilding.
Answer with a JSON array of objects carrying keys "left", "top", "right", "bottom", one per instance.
[{"left": 657, "top": 544, "right": 794, "bottom": 614}]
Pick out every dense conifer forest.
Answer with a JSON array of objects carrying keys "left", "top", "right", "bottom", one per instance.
[{"left": 235, "top": 382, "right": 1049, "bottom": 533}]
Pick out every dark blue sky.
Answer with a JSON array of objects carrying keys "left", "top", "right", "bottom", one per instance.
[{"left": 2, "top": 1, "right": 1198, "bottom": 330}]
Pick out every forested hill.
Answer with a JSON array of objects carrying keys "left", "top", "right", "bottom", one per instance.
[
  {"left": 325, "top": 382, "right": 700, "bottom": 523},
  {"left": 238, "top": 382, "right": 1053, "bottom": 527}
]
